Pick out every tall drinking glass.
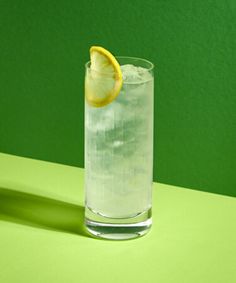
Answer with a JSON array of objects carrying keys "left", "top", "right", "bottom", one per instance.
[{"left": 85, "top": 56, "right": 154, "bottom": 240}]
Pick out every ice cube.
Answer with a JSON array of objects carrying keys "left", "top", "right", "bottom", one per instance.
[{"left": 121, "top": 64, "right": 152, "bottom": 83}]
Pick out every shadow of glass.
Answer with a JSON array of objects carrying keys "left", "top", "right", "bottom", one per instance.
[{"left": 0, "top": 187, "right": 91, "bottom": 238}]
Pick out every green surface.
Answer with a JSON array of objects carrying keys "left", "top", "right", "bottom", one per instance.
[
  {"left": 0, "top": 1, "right": 236, "bottom": 197},
  {"left": 0, "top": 153, "right": 236, "bottom": 283}
]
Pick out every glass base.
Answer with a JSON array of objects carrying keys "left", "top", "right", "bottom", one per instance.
[{"left": 85, "top": 207, "right": 152, "bottom": 240}]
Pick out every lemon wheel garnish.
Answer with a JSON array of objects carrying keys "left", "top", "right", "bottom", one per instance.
[{"left": 85, "top": 46, "right": 123, "bottom": 107}]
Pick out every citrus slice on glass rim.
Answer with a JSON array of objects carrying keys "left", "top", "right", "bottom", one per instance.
[{"left": 85, "top": 46, "right": 123, "bottom": 107}]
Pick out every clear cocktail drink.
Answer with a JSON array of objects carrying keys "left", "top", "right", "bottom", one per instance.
[{"left": 85, "top": 56, "right": 154, "bottom": 240}]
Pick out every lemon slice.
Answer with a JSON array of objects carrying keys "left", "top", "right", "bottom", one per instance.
[{"left": 85, "top": 46, "right": 123, "bottom": 107}]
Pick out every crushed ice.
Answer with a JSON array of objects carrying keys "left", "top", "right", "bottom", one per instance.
[{"left": 121, "top": 64, "right": 152, "bottom": 83}]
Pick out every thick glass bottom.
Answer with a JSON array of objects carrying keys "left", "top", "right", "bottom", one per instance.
[{"left": 85, "top": 207, "right": 152, "bottom": 240}]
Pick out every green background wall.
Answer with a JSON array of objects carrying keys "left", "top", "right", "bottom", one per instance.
[{"left": 0, "top": 1, "right": 236, "bottom": 197}]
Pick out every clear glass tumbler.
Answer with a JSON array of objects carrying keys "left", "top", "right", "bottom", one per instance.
[{"left": 84, "top": 56, "right": 154, "bottom": 240}]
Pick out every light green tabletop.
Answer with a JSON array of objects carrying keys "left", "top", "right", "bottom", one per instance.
[{"left": 0, "top": 153, "right": 235, "bottom": 283}]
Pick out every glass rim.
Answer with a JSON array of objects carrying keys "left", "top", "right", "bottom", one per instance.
[{"left": 85, "top": 56, "right": 154, "bottom": 75}]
